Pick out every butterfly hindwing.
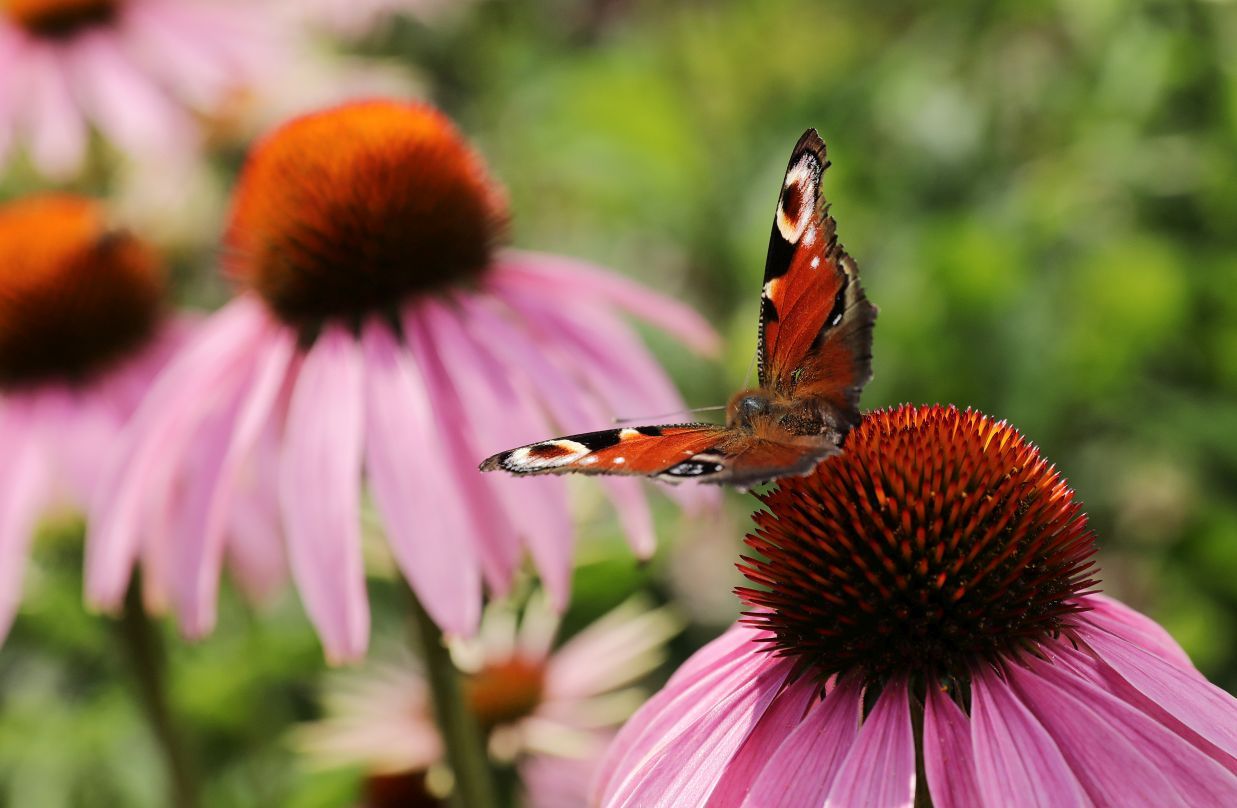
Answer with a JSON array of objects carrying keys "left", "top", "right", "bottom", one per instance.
[{"left": 758, "top": 130, "right": 876, "bottom": 425}]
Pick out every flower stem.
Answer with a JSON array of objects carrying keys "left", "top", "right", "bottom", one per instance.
[
  {"left": 117, "top": 582, "right": 199, "bottom": 808},
  {"left": 408, "top": 593, "right": 499, "bottom": 808}
]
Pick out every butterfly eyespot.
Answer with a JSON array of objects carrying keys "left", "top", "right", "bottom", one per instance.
[{"left": 663, "top": 460, "right": 725, "bottom": 478}]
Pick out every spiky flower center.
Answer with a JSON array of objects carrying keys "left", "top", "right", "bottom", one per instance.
[
  {"left": 737, "top": 405, "right": 1097, "bottom": 684},
  {"left": 464, "top": 657, "right": 544, "bottom": 731},
  {"left": 224, "top": 100, "right": 509, "bottom": 333},
  {"left": 3, "top": 0, "right": 118, "bottom": 37},
  {"left": 0, "top": 195, "right": 163, "bottom": 388}
]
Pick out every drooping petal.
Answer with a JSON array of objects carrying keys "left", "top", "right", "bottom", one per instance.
[
  {"left": 610, "top": 657, "right": 795, "bottom": 807},
  {"left": 86, "top": 297, "right": 270, "bottom": 610},
  {"left": 545, "top": 600, "right": 679, "bottom": 701},
  {"left": 361, "top": 320, "right": 481, "bottom": 636},
  {"left": 923, "top": 686, "right": 982, "bottom": 808},
  {"left": 825, "top": 678, "right": 916, "bottom": 807},
  {"left": 19, "top": 44, "right": 87, "bottom": 178},
  {"left": 1081, "top": 626, "right": 1237, "bottom": 760},
  {"left": 1010, "top": 653, "right": 1237, "bottom": 804},
  {"left": 0, "top": 408, "right": 49, "bottom": 642},
  {"left": 595, "top": 627, "right": 771, "bottom": 804},
  {"left": 279, "top": 326, "right": 369, "bottom": 663},
  {"left": 402, "top": 309, "right": 521, "bottom": 595},
  {"left": 708, "top": 674, "right": 817, "bottom": 807},
  {"left": 970, "top": 670, "right": 1089, "bottom": 808},
  {"left": 493, "top": 251, "right": 721, "bottom": 356},
  {"left": 417, "top": 303, "right": 575, "bottom": 608},
  {"left": 463, "top": 295, "right": 660, "bottom": 556},
  {"left": 173, "top": 328, "right": 294, "bottom": 637},
  {"left": 1080, "top": 593, "right": 1195, "bottom": 671},
  {"left": 741, "top": 676, "right": 863, "bottom": 808}
]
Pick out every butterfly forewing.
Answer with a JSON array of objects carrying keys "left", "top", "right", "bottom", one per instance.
[{"left": 758, "top": 130, "right": 875, "bottom": 424}]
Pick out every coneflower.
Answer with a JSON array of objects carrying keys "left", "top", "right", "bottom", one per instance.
[
  {"left": 0, "top": 194, "right": 217, "bottom": 640},
  {"left": 87, "top": 99, "right": 718, "bottom": 663},
  {"left": 596, "top": 405, "right": 1237, "bottom": 807},
  {"left": 0, "top": 0, "right": 275, "bottom": 177}
]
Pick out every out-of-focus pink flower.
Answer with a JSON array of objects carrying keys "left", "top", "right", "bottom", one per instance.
[
  {"left": 0, "top": 0, "right": 277, "bottom": 178},
  {"left": 295, "top": 596, "right": 679, "bottom": 808},
  {"left": 0, "top": 195, "right": 281, "bottom": 642},
  {"left": 87, "top": 99, "right": 719, "bottom": 663},
  {"left": 596, "top": 406, "right": 1237, "bottom": 806}
]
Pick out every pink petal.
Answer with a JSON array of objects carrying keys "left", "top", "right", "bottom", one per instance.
[
  {"left": 742, "top": 676, "right": 864, "bottom": 807},
  {"left": 970, "top": 670, "right": 1089, "bottom": 808},
  {"left": 596, "top": 628, "right": 770, "bottom": 804},
  {"left": 611, "top": 657, "right": 795, "bottom": 807},
  {"left": 923, "top": 687, "right": 982, "bottom": 808},
  {"left": 1081, "top": 626, "right": 1237, "bottom": 759},
  {"left": 402, "top": 309, "right": 522, "bottom": 596},
  {"left": 361, "top": 320, "right": 481, "bottom": 636},
  {"left": 172, "top": 328, "right": 294, "bottom": 637},
  {"left": 1011, "top": 653, "right": 1237, "bottom": 804},
  {"left": 826, "top": 678, "right": 916, "bottom": 807},
  {"left": 461, "top": 296, "right": 660, "bottom": 556},
  {"left": 708, "top": 674, "right": 817, "bottom": 807},
  {"left": 1080, "top": 593, "right": 1195, "bottom": 671},
  {"left": 279, "top": 326, "right": 369, "bottom": 664},
  {"left": 19, "top": 44, "right": 87, "bottom": 177},
  {"left": 65, "top": 31, "right": 188, "bottom": 158},
  {"left": 0, "top": 410, "right": 49, "bottom": 642},
  {"left": 494, "top": 251, "right": 721, "bottom": 356},
  {"left": 119, "top": 0, "right": 233, "bottom": 108},
  {"left": 418, "top": 303, "right": 575, "bottom": 607},
  {"left": 86, "top": 297, "right": 270, "bottom": 610}
]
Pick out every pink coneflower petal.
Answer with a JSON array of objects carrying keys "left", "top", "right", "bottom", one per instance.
[
  {"left": 279, "top": 326, "right": 369, "bottom": 664},
  {"left": 172, "top": 328, "right": 294, "bottom": 637},
  {"left": 422, "top": 302, "right": 575, "bottom": 610},
  {"left": 1081, "top": 626, "right": 1237, "bottom": 758},
  {"left": 360, "top": 320, "right": 482, "bottom": 636},
  {"left": 612, "top": 657, "right": 794, "bottom": 806},
  {"left": 1083, "top": 594, "right": 1195, "bottom": 671},
  {"left": 0, "top": 412, "right": 50, "bottom": 642},
  {"left": 87, "top": 297, "right": 270, "bottom": 609},
  {"left": 743, "top": 676, "right": 863, "bottom": 807},
  {"left": 971, "top": 671, "right": 1089, "bottom": 807},
  {"left": 121, "top": 1, "right": 232, "bottom": 108},
  {"left": 826, "top": 678, "right": 915, "bottom": 807},
  {"left": 545, "top": 602, "right": 677, "bottom": 700},
  {"left": 596, "top": 629, "right": 768, "bottom": 804},
  {"left": 923, "top": 686, "right": 981, "bottom": 808},
  {"left": 21, "top": 45, "right": 87, "bottom": 177},
  {"left": 225, "top": 444, "right": 286, "bottom": 606},
  {"left": 708, "top": 675, "right": 816, "bottom": 807},
  {"left": 1010, "top": 651, "right": 1237, "bottom": 803},
  {"left": 462, "top": 295, "right": 658, "bottom": 557},
  {"left": 495, "top": 252, "right": 721, "bottom": 357},
  {"left": 403, "top": 313, "right": 522, "bottom": 594},
  {"left": 66, "top": 31, "right": 186, "bottom": 158}
]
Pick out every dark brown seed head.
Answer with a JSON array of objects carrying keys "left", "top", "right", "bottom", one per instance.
[
  {"left": 224, "top": 100, "right": 509, "bottom": 333},
  {"left": 0, "top": 195, "right": 163, "bottom": 389},
  {"left": 737, "top": 404, "right": 1098, "bottom": 685},
  {"left": 3, "top": 0, "right": 118, "bottom": 38}
]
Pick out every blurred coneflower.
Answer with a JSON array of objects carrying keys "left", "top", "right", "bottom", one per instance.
[
  {"left": 295, "top": 596, "right": 679, "bottom": 808},
  {"left": 0, "top": 0, "right": 275, "bottom": 177},
  {"left": 595, "top": 405, "right": 1237, "bottom": 806},
  {"left": 0, "top": 195, "right": 247, "bottom": 641},
  {"left": 87, "top": 99, "right": 718, "bottom": 662}
]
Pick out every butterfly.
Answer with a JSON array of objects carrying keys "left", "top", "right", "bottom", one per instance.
[{"left": 480, "top": 130, "right": 876, "bottom": 488}]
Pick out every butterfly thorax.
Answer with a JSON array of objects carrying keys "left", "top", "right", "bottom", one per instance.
[{"left": 727, "top": 389, "right": 833, "bottom": 440}]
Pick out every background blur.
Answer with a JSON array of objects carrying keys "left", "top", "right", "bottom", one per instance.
[{"left": 2, "top": 0, "right": 1235, "bottom": 805}]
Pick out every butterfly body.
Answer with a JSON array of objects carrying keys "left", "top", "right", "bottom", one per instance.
[{"left": 480, "top": 130, "right": 876, "bottom": 488}]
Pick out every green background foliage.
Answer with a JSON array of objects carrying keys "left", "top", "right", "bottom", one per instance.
[{"left": 2, "top": 0, "right": 1235, "bottom": 804}]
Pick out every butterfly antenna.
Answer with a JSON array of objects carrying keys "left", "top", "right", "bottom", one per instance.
[
  {"left": 742, "top": 349, "right": 758, "bottom": 389},
  {"left": 613, "top": 404, "right": 727, "bottom": 425}
]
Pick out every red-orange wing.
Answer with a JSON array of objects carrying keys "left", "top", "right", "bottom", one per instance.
[
  {"left": 758, "top": 130, "right": 876, "bottom": 425},
  {"left": 479, "top": 424, "right": 834, "bottom": 487}
]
